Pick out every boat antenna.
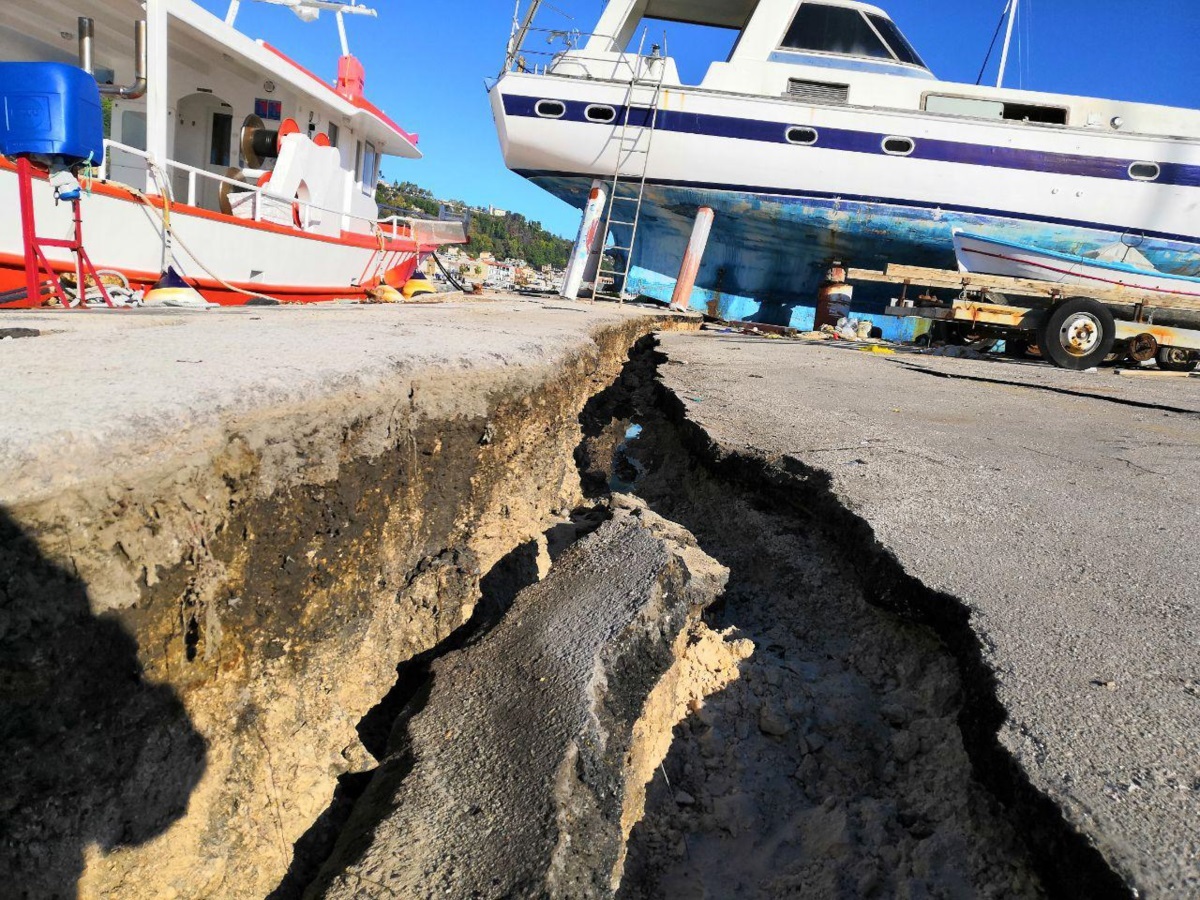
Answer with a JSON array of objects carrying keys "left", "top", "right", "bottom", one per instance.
[
  {"left": 996, "top": 0, "right": 1019, "bottom": 87},
  {"left": 226, "top": 0, "right": 377, "bottom": 53}
]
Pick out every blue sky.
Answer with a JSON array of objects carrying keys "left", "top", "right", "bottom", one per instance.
[{"left": 201, "top": 0, "right": 1199, "bottom": 237}]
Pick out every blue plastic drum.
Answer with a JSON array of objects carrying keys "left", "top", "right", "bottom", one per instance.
[{"left": 0, "top": 62, "right": 104, "bottom": 165}]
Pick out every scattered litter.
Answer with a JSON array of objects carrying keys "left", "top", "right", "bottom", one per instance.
[
  {"left": 929, "top": 345, "right": 988, "bottom": 360},
  {"left": 859, "top": 345, "right": 895, "bottom": 355},
  {"left": 687, "top": 397, "right": 704, "bottom": 403},
  {"left": 798, "top": 330, "right": 833, "bottom": 341}
]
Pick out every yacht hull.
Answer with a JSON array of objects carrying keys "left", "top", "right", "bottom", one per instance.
[{"left": 492, "top": 73, "right": 1200, "bottom": 334}]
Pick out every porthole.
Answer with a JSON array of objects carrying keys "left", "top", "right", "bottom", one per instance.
[
  {"left": 785, "top": 126, "right": 819, "bottom": 146},
  {"left": 1129, "top": 162, "right": 1161, "bottom": 182},
  {"left": 585, "top": 104, "right": 616, "bottom": 124},
  {"left": 535, "top": 100, "right": 566, "bottom": 119},
  {"left": 882, "top": 136, "right": 915, "bottom": 156}
]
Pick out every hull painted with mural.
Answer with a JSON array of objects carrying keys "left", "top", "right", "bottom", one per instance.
[{"left": 952, "top": 232, "right": 1200, "bottom": 298}]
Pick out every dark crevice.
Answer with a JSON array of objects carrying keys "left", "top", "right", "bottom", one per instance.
[
  {"left": 643, "top": 345, "right": 1133, "bottom": 899},
  {"left": 893, "top": 359, "right": 1198, "bottom": 416}
]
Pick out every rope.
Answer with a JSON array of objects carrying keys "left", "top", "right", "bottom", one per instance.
[{"left": 126, "top": 166, "right": 288, "bottom": 305}]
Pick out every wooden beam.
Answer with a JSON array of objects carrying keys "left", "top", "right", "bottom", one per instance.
[{"left": 849, "top": 264, "right": 1200, "bottom": 313}]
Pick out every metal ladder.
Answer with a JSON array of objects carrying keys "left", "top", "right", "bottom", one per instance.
[{"left": 593, "top": 47, "right": 667, "bottom": 302}]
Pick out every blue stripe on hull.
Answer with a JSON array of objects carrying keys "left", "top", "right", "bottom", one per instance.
[
  {"left": 527, "top": 174, "right": 1200, "bottom": 335},
  {"left": 503, "top": 93, "right": 1200, "bottom": 190}
]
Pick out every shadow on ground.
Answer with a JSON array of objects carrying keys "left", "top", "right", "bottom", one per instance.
[{"left": 0, "top": 508, "right": 206, "bottom": 898}]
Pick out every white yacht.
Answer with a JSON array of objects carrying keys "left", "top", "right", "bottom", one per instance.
[{"left": 490, "top": 0, "right": 1200, "bottom": 333}]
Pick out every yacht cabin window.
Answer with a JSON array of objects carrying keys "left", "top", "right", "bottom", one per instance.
[
  {"left": 780, "top": 4, "right": 926, "bottom": 68},
  {"left": 781, "top": 5, "right": 891, "bottom": 60},
  {"left": 865, "top": 14, "right": 926, "bottom": 67},
  {"left": 924, "top": 94, "right": 1068, "bottom": 126}
]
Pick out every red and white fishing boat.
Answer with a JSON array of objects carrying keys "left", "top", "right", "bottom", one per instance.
[{"left": 0, "top": 0, "right": 465, "bottom": 307}]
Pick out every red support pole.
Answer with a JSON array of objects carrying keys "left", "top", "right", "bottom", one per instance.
[
  {"left": 16, "top": 158, "right": 42, "bottom": 308},
  {"left": 9, "top": 159, "right": 113, "bottom": 309},
  {"left": 671, "top": 206, "right": 714, "bottom": 312}
]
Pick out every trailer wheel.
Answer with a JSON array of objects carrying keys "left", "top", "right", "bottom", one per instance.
[
  {"left": 1036, "top": 297, "right": 1116, "bottom": 370},
  {"left": 1156, "top": 347, "right": 1198, "bottom": 373}
]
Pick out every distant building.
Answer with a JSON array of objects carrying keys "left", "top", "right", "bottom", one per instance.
[{"left": 488, "top": 205, "right": 509, "bottom": 218}]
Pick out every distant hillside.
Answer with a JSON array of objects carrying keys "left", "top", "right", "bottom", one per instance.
[{"left": 376, "top": 181, "right": 572, "bottom": 270}]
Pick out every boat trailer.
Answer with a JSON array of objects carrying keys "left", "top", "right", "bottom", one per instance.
[{"left": 850, "top": 264, "right": 1200, "bottom": 372}]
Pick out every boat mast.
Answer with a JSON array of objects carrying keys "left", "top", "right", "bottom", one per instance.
[{"left": 996, "top": 0, "right": 1019, "bottom": 88}]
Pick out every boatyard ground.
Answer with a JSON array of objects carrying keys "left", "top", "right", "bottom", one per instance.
[{"left": 0, "top": 296, "right": 1196, "bottom": 898}]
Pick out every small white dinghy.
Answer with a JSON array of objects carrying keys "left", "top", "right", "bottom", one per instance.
[{"left": 952, "top": 231, "right": 1200, "bottom": 299}]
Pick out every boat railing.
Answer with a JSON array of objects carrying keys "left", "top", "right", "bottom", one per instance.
[
  {"left": 96, "top": 139, "right": 460, "bottom": 244},
  {"left": 504, "top": 25, "right": 660, "bottom": 79},
  {"left": 377, "top": 216, "right": 468, "bottom": 245},
  {"left": 503, "top": 1, "right": 666, "bottom": 82}
]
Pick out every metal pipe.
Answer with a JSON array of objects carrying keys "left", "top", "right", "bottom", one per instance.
[
  {"left": 99, "top": 20, "right": 148, "bottom": 100},
  {"left": 671, "top": 207, "right": 714, "bottom": 311},
  {"left": 77, "top": 17, "right": 95, "bottom": 74}
]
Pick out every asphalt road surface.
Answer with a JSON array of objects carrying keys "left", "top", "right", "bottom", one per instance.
[{"left": 656, "top": 331, "right": 1199, "bottom": 897}]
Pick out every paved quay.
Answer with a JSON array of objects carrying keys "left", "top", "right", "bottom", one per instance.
[
  {"left": 656, "top": 331, "right": 1199, "bottom": 897},
  {"left": 0, "top": 295, "right": 684, "bottom": 507}
]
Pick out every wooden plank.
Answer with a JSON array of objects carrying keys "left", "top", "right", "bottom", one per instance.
[
  {"left": 1115, "top": 368, "right": 1196, "bottom": 379},
  {"left": 872, "top": 264, "right": 1200, "bottom": 312}
]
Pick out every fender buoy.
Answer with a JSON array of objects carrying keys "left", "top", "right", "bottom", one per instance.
[
  {"left": 402, "top": 271, "right": 436, "bottom": 300},
  {"left": 144, "top": 266, "right": 208, "bottom": 308},
  {"left": 368, "top": 284, "right": 404, "bottom": 304}
]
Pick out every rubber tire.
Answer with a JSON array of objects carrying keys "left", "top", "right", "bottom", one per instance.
[
  {"left": 1036, "top": 297, "right": 1116, "bottom": 370},
  {"left": 1156, "top": 347, "right": 1199, "bottom": 373}
]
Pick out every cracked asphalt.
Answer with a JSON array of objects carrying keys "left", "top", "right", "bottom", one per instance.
[{"left": 656, "top": 331, "right": 1200, "bottom": 897}]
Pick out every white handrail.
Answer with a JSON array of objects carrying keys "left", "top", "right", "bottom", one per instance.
[{"left": 99, "top": 138, "right": 446, "bottom": 239}]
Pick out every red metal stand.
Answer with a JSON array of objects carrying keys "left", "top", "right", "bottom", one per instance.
[{"left": 15, "top": 156, "right": 113, "bottom": 309}]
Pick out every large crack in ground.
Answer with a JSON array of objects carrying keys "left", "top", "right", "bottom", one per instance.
[
  {"left": 3, "top": 317, "right": 1135, "bottom": 898},
  {"left": 580, "top": 339, "right": 1127, "bottom": 899},
  {"left": 295, "top": 334, "right": 1118, "bottom": 898}
]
